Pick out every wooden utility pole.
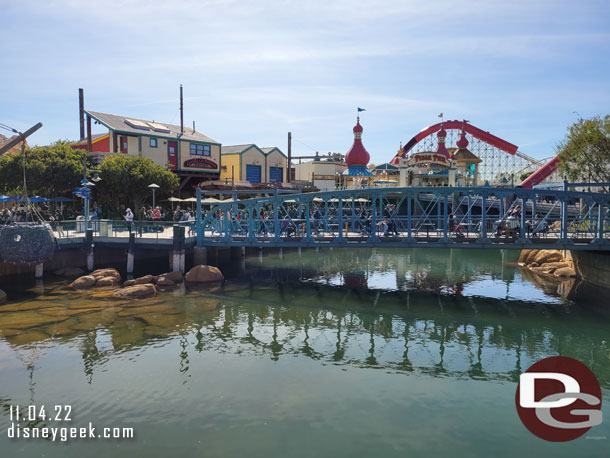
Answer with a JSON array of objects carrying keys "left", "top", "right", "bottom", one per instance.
[
  {"left": 287, "top": 132, "right": 292, "bottom": 183},
  {"left": 0, "top": 122, "right": 42, "bottom": 156},
  {"left": 79, "top": 88, "right": 85, "bottom": 140}
]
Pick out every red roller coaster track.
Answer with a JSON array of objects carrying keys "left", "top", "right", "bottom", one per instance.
[
  {"left": 518, "top": 153, "right": 561, "bottom": 188},
  {"left": 391, "top": 120, "right": 561, "bottom": 187},
  {"left": 390, "top": 120, "right": 518, "bottom": 166}
]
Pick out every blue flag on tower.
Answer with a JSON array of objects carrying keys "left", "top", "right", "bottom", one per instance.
[{"left": 358, "top": 107, "right": 366, "bottom": 112}]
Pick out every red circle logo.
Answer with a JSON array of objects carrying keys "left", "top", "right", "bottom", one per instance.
[{"left": 515, "top": 356, "right": 602, "bottom": 441}]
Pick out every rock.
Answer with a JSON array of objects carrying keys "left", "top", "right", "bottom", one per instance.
[
  {"left": 518, "top": 249, "right": 533, "bottom": 265},
  {"left": 54, "top": 267, "right": 86, "bottom": 276},
  {"left": 123, "top": 279, "right": 136, "bottom": 287},
  {"left": 525, "top": 250, "right": 539, "bottom": 265},
  {"left": 114, "top": 284, "right": 156, "bottom": 299},
  {"left": 91, "top": 268, "right": 121, "bottom": 281},
  {"left": 155, "top": 275, "right": 176, "bottom": 286},
  {"left": 185, "top": 265, "right": 224, "bottom": 283},
  {"left": 96, "top": 276, "right": 120, "bottom": 287},
  {"left": 529, "top": 261, "right": 570, "bottom": 274},
  {"left": 134, "top": 275, "right": 154, "bottom": 285},
  {"left": 160, "top": 271, "right": 184, "bottom": 283},
  {"left": 533, "top": 250, "right": 563, "bottom": 265},
  {"left": 554, "top": 267, "right": 577, "bottom": 278},
  {"left": 90, "top": 290, "right": 122, "bottom": 300},
  {"left": 0, "top": 289, "right": 6, "bottom": 304},
  {"left": 539, "top": 261, "right": 569, "bottom": 272},
  {"left": 70, "top": 275, "right": 97, "bottom": 289}
]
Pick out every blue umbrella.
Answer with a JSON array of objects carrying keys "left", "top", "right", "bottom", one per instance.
[
  {"left": 29, "top": 196, "right": 49, "bottom": 202},
  {"left": 48, "top": 197, "right": 74, "bottom": 202}
]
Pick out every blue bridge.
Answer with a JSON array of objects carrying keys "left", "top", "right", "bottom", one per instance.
[{"left": 193, "top": 185, "right": 610, "bottom": 251}]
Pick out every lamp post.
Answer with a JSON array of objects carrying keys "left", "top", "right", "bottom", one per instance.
[{"left": 149, "top": 183, "right": 160, "bottom": 208}]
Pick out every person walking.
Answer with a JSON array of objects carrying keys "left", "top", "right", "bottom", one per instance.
[{"left": 124, "top": 207, "right": 134, "bottom": 234}]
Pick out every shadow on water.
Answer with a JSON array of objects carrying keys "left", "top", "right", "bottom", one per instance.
[{"left": 0, "top": 248, "right": 609, "bottom": 389}]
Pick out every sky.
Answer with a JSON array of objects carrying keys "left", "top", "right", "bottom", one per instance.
[{"left": 1, "top": 0, "right": 609, "bottom": 163}]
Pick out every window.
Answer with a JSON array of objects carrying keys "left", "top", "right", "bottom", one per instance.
[
  {"left": 190, "top": 143, "right": 211, "bottom": 156},
  {"left": 150, "top": 137, "right": 158, "bottom": 148}
]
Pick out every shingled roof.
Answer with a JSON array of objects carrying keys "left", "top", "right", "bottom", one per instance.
[
  {"left": 221, "top": 144, "right": 261, "bottom": 154},
  {"left": 86, "top": 110, "right": 220, "bottom": 144}
]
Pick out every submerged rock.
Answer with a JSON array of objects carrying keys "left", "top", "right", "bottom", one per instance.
[
  {"left": 134, "top": 275, "right": 154, "bottom": 285},
  {"left": 554, "top": 267, "right": 577, "bottom": 278},
  {"left": 114, "top": 284, "right": 156, "bottom": 299},
  {"left": 54, "top": 267, "right": 86, "bottom": 277},
  {"left": 159, "top": 271, "right": 184, "bottom": 283},
  {"left": 70, "top": 275, "right": 97, "bottom": 289},
  {"left": 155, "top": 275, "right": 176, "bottom": 286},
  {"left": 96, "top": 276, "right": 121, "bottom": 287},
  {"left": 185, "top": 265, "right": 224, "bottom": 283}
]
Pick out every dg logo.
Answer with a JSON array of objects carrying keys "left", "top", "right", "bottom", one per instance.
[{"left": 516, "top": 355, "right": 603, "bottom": 441}]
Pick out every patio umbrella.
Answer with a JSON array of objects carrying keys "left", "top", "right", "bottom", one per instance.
[{"left": 29, "top": 196, "right": 50, "bottom": 202}]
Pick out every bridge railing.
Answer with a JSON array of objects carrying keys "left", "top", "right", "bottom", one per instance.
[
  {"left": 190, "top": 186, "right": 609, "bottom": 248},
  {"left": 48, "top": 219, "right": 193, "bottom": 240}
]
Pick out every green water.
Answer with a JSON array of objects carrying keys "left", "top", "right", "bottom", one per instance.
[{"left": 0, "top": 248, "right": 609, "bottom": 457}]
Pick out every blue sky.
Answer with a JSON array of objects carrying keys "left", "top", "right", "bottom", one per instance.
[{"left": 1, "top": 0, "right": 609, "bottom": 163}]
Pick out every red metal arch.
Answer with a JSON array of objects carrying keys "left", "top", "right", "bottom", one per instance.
[{"left": 390, "top": 120, "right": 519, "bottom": 165}]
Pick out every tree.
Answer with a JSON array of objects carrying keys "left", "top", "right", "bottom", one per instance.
[
  {"left": 94, "top": 155, "right": 178, "bottom": 217},
  {"left": 557, "top": 115, "right": 610, "bottom": 191},
  {"left": 0, "top": 140, "right": 87, "bottom": 196}
]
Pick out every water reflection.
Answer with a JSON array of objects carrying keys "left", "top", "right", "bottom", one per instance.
[{"left": 1, "top": 248, "right": 610, "bottom": 394}]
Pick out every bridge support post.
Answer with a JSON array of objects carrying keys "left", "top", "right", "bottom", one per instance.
[
  {"left": 303, "top": 200, "right": 314, "bottom": 242},
  {"left": 467, "top": 195, "right": 472, "bottom": 231},
  {"left": 127, "top": 232, "right": 135, "bottom": 274},
  {"left": 368, "top": 196, "right": 379, "bottom": 242},
  {"left": 560, "top": 181, "right": 571, "bottom": 244},
  {"left": 592, "top": 203, "right": 608, "bottom": 245},
  {"left": 273, "top": 203, "right": 281, "bottom": 241},
  {"left": 86, "top": 229, "right": 94, "bottom": 272},
  {"left": 196, "top": 188, "right": 203, "bottom": 247},
  {"left": 336, "top": 198, "right": 344, "bottom": 241},
  {"left": 172, "top": 225, "right": 185, "bottom": 273},
  {"left": 440, "top": 193, "right": 452, "bottom": 243},
  {"left": 476, "top": 195, "right": 488, "bottom": 244},
  {"left": 404, "top": 195, "right": 415, "bottom": 242},
  {"left": 35, "top": 263, "right": 43, "bottom": 279},
  {"left": 246, "top": 206, "right": 256, "bottom": 242},
  {"left": 193, "top": 246, "right": 207, "bottom": 266},
  {"left": 518, "top": 196, "right": 530, "bottom": 244}
]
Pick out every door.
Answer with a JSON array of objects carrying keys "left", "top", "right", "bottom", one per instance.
[
  {"left": 120, "top": 136, "right": 128, "bottom": 154},
  {"left": 168, "top": 141, "right": 177, "bottom": 170},
  {"left": 269, "top": 166, "right": 283, "bottom": 183},
  {"left": 246, "top": 164, "right": 261, "bottom": 184}
]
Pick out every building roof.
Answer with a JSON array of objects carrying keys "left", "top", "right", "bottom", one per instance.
[
  {"left": 71, "top": 133, "right": 108, "bottom": 146},
  {"left": 85, "top": 110, "right": 220, "bottom": 144},
  {"left": 374, "top": 162, "right": 399, "bottom": 171},
  {"left": 342, "top": 165, "right": 373, "bottom": 176},
  {"left": 221, "top": 144, "right": 264, "bottom": 155},
  {"left": 260, "top": 147, "right": 287, "bottom": 158},
  {"left": 453, "top": 147, "right": 482, "bottom": 163}
]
